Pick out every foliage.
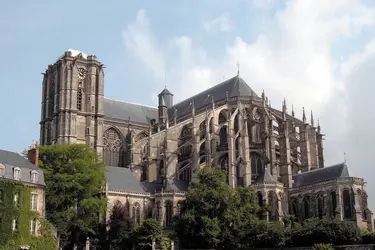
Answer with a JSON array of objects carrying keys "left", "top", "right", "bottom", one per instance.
[
  {"left": 174, "top": 167, "right": 264, "bottom": 249},
  {"left": 38, "top": 144, "right": 107, "bottom": 249},
  {"left": 312, "top": 243, "right": 335, "bottom": 250},
  {"left": 132, "top": 218, "right": 164, "bottom": 250},
  {"left": 291, "top": 218, "right": 361, "bottom": 247},
  {"left": 360, "top": 230, "right": 375, "bottom": 244},
  {"left": 108, "top": 201, "right": 135, "bottom": 250},
  {"left": 0, "top": 179, "right": 57, "bottom": 249}
]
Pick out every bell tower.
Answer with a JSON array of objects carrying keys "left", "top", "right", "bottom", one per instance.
[{"left": 40, "top": 49, "right": 105, "bottom": 156}]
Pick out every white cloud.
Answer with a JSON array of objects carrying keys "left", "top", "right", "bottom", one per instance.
[
  {"left": 124, "top": 1, "right": 375, "bottom": 208},
  {"left": 203, "top": 13, "right": 231, "bottom": 32}
]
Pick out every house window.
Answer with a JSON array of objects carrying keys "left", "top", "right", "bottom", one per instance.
[
  {"left": 31, "top": 194, "right": 38, "bottom": 211},
  {"left": 12, "top": 218, "right": 18, "bottom": 231},
  {"left": 14, "top": 193, "right": 19, "bottom": 207},
  {"left": 0, "top": 163, "right": 5, "bottom": 177},
  {"left": 30, "top": 219, "right": 37, "bottom": 235},
  {"left": 13, "top": 167, "right": 21, "bottom": 181},
  {"left": 30, "top": 171, "right": 38, "bottom": 183}
]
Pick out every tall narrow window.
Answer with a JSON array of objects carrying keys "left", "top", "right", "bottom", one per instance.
[
  {"left": 31, "top": 194, "right": 38, "bottom": 211},
  {"left": 14, "top": 192, "right": 19, "bottom": 207},
  {"left": 31, "top": 171, "right": 38, "bottom": 183},
  {"left": 77, "top": 88, "right": 83, "bottom": 111},
  {"left": 12, "top": 218, "right": 18, "bottom": 231},
  {"left": 165, "top": 201, "right": 173, "bottom": 228},
  {"left": 13, "top": 167, "right": 21, "bottom": 181},
  {"left": 30, "top": 219, "right": 37, "bottom": 235},
  {"left": 135, "top": 204, "right": 141, "bottom": 225}
]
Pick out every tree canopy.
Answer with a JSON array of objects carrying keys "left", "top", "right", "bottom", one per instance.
[{"left": 38, "top": 144, "right": 107, "bottom": 249}]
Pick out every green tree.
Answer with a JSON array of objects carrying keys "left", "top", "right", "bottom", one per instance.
[
  {"left": 174, "top": 167, "right": 263, "bottom": 249},
  {"left": 132, "top": 218, "right": 164, "bottom": 250},
  {"left": 38, "top": 144, "right": 107, "bottom": 249},
  {"left": 108, "top": 201, "right": 134, "bottom": 250},
  {"left": 292, "top": 218, "right": 360, "bottom": 247}
]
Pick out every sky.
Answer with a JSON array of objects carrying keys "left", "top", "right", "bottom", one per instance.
[{"left": 1, "top": 0, "right": 375, "bottom": 208}]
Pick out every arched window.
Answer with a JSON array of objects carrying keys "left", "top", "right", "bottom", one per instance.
[
  {"left": 13, "top": 167, "right": 21, "bottom": 181},
  {"left": 330, "top": 191, "right": 337, "bottom": 218},
  {"left": 135, "top": 203, "right": 141, "bottom": 224},
  {"left": 251, "top": 154, "right": 263, "bottom": 180},
  {"left": 178, "top": 124, "right": 193, "bottom": 182},
  {"left": 165, "top": 201, "right": 173, "bottom": 228},
  {"left": 343, "top": 190, "right": 352, "bottom": 219},
  {"left": 303, "top": 196, "right": 310, "bottom": 219},
  {"left": 317, "top": 195, "right": 324, "bottom": 219},
  {"left": 268, "top": 191, "right": 279, "bottom": 221},
  {"left": 135, "top": 131, "right": 148, "bottom": 142},
  {"left": 103, "top": 128, "right": 124, "bottom": 167}
]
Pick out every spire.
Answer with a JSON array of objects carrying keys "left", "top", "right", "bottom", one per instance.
[
  {"left": 302, "top": 107, "right": 306, "bottom": 124},
  {"left": 291, "top": 104, "right": 295, "bottom": 117},
  {"left": 282, "top": 98, "right": 287, "bottom": 113},
  {"left": 174, "top": 108, "right": 177, "bottom": 125},
  {"left": 317, "top": 118, "right": 321, "bottom": 133},
  {"left": 237, "top": 61, "right": 240, "bottom": 76},
  {"left": 191, "top": 100, "right": 195, "bottom": 117},
  {"left": 310, "top": 110, "right": 314, "bottom": 127}
]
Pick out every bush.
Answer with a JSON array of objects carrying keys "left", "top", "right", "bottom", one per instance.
[{"left": 312, "top": 243, "right": 334, "bottom": 250}]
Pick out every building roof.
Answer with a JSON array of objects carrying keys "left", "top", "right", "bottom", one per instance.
[
  {"left": 105, "top": 166, "right": 188, "bottom": 194},
  {"left": 255, "top": 167, "right": 277, "bottom": 184},
  {"left": 0, "top": 149, "right": 46, "bottom": 186},
  {"left": 103, "top": 98, "right": 158, "bottom": 124},
  {"left": 159, "top": 88, "right": 173, "bottom": 96},
  {"left": 292, "top": 163, "right": 350, "bottom": 187},
  {"left": 168, "top": 75, "right": 259, "bottom": 118}
]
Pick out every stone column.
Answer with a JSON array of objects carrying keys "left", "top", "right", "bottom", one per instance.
[{"left": 227, "top": 119, "right": 236, "bottom": 188}]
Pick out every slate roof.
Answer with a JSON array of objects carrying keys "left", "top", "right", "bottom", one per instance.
[
  {"left": 159, "top": 88, "right": 173, "bottom": 96},
  {"left": 105, "top": 166, "right": 188, "bottom": 194},
  {"left": 292, "top": 163, "right": 350, "bottom": 187},
  {"left": 103, "top": 98, "right": 158, "bottom": 124},
  {"left": 168, "top": 75, "right": 259, "bottom": 118},
  {"left": 255, "top": 167, "right": 277, "bottom": 184},
  {"left": 0, "top": 149, "right": 46, "bottom": 186}
]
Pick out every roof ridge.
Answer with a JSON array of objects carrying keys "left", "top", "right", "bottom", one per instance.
[{"left": 104, "top": 97, "right": 157, "bottom": 109}]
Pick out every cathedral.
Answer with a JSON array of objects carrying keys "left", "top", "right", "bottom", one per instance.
[{"left": 39, "top": 49, "right": 374, "bottom": 231}]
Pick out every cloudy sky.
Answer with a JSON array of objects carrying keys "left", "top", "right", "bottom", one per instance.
[{"left": 1, "top": 0, "right": 375, "bottom": 208}]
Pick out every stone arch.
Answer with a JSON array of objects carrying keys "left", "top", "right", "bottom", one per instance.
[
  {"left": 165, "top": 200, "right": 173, "bottom": 228},
  {"left": 103, "top": 127, "right": 125, "bottom": 167},
  {"left": 178, "top": 123, "right": 193, "bottom": 182},
  {"left": 342, "top": 189, "right": 352, "bottom": 219},
  {"left": 268, "top": 191, "right": 279, "bottom": 221},
  {"left": 134, "top": 131, "right": 148, "bottom": 142},
  {"left": 199, "top": 121, "right": 206, "bottom": 140},
  {"left": 250, "top": 153, "right": 264, "bottom": 181}
]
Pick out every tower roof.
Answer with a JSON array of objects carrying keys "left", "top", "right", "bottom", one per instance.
[
  {"left": 159, "top": 88, "right": 173, "bottom": 96},
  {"left": 168, "top": 75, "right": 258, "bottom": 118},
  {"left": 57, "top": 49, "right": 88, "bottom": 62}
]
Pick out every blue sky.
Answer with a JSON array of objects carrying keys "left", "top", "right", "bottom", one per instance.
[{"left": 2, "top": 0, "right": 375, "bottom": 207}]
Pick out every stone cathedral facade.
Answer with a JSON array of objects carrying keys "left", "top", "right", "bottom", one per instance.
[{"left": 39, "top": 49, "right": 374, "bottom": 231}]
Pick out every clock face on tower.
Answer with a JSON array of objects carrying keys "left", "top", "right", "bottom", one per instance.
[{"left": 78, "top": 68, "right": 87, "bottom": 80}]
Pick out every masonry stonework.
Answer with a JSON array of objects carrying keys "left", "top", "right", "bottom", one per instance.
[{"left": 40, "top": 49, "right": 374, "bottom": 231}]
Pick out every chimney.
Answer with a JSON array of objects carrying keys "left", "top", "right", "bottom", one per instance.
[{"left": 27, "top": 144, "right": 39, "bottom": 166}]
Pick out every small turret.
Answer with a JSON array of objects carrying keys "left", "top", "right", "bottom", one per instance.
[
  {"left": 302, "top": 107, "right": 307, "bottom": 124},
  {"left": 158, "top": 87, "right": 173, "bottom": 127},
  {"left": 310, "top": 110, "right": 314, "bottom": 127}
]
